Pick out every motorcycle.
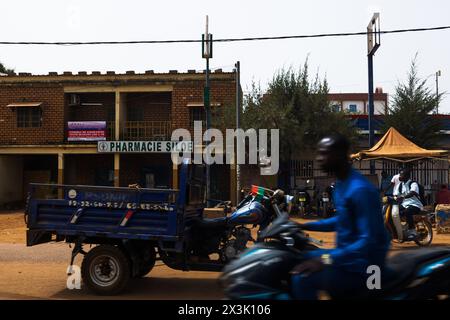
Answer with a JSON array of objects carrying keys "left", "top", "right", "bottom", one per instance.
[
  {"left": 220, "top": 213, "right": 450, "bottom": 300},
  {"left": 383, "top": 196, "right": 433, "bottom": 246},
  {"left": 292, "top": 189, "right": 310, "bottom": 217},
  {"left": 317, "top": 183, "right": 336, "bottom": 218},
  {"left": 186, "top": 186, "right": 287, "bottom": 265}
]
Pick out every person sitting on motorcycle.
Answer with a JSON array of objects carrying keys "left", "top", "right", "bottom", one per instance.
[
  {"left": 290, "top": 134, "right": 390, "bottom": 300},
  {"left": 394, "top": 168, "right": 422, "bottom": 240}
]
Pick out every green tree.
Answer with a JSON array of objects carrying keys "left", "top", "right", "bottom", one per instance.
[
  {"left": 0, "top": 62, "right": 15, "bottom": 75},
  {"left": 213, "top": 61, "right": 358, "bottom": 188},
  {"left": 383, "top": 56, "right": 444, "bottom": 148}
]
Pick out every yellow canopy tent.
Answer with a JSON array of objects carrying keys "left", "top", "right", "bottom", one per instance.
[{"left": 351, "top": 127, "right": 448, "bottom": 162}]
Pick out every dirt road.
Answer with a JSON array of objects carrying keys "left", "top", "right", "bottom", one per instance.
[
  {"left": 1, "top": 211, "right": 449, "bottom": 300},
  {"left": 0, "top": 212, "right": 224, "bottom": 300}
]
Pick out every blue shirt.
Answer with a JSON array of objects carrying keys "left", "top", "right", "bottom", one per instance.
[{"left": 303, "top": 168, "right": 390, "bottom": 273}]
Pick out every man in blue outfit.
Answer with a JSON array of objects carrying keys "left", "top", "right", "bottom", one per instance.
[{"left": 290, "top": 134, "right": 390, "bottom": 300}]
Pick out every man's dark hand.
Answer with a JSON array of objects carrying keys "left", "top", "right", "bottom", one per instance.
[{"left": 290, "top": 258, "right": 324, "bottom": 276}]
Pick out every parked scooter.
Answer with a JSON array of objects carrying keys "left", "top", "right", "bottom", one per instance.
[
  {"left": 291, "top": 189, "right": 311, "bottom": 217},
  {"left": 220, "top": 213, "right": 450, "bottom": 300},
  {"left": 319, "top": 183, "right": 336, "bottom": 218},
  {"left": 383, "top": 196, "right": 433, "bottom": 246}
]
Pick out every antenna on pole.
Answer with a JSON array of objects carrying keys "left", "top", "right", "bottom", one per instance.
[{"left": 202, "top": 15, "right": 213, "bottom": 59}]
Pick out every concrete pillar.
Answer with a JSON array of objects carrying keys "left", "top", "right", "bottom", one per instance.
[
  {"left": 57, "top": 153, "right": 64, "bottom": 185},
  {"left": 114, "top": 91, "right": 126, "bottom": 187},
  {"left": 114, "top": 154, "right": 120, "bottom": 187},
  {"left": 172, "top": 163, "right": 178, "bottom": 189},
  {"left": 57, "top": 153, "right": 64, "bottom": 198},
  {"left": 115, "top": 91, "right": 127, "bottom": 141},
  {"left": 230, "top": 163, "right": 237, "bottom": 205},
  {"left": 115, "top": 91, "right": 121, "bottom": 141}
]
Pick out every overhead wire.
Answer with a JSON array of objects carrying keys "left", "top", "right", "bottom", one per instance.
[{"left": 0, "top": 26, "right": 448, "bottom": 46}]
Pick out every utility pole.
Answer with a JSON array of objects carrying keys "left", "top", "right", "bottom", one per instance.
[
  {"left": 436, "top": 70, "right": 441, "bottom": 114},
  {"left": 367, "top": 12, "right": 380, "bottom": 175},
  {"left": 202, "top": 15, "right": 213, "bottom": 206},
  {"left": 235, "top": 61, "right": 241, "bottom": 204}
]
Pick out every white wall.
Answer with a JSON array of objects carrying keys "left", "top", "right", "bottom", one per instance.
[
  {"left": 0, "top": 155, "right": 23, "bottom": 205},
  {"left": 374, "top": 101, "right": 387, "bottom": 115}
]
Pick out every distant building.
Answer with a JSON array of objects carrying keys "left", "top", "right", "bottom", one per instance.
[{"left": 328, "top": 87, "right": 388, "bottom": 115}]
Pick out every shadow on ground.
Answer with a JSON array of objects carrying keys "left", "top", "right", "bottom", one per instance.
[{"left": 51, "top": 276, "right": 223, "bottom": 300}]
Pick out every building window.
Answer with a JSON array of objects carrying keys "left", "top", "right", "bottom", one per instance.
[
  {"left": 331, "top": 104, "right": 341, "bottom": 112},
  {"left": 348, "top": 104, "right": 357, "bottom": 113},
  {"left": 127, "top": 106, "right": 144, "bottom": 121},
  {"left": 190, "top": 106, "right": 205, "bottom": 126},
  {"left": 292, "top": 160, "right": 314, "bottom": 178},
  {"left": 17, "top": 107, "right": 41, "bottom": 127}
]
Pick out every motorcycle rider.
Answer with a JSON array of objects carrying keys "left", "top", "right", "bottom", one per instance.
[
  {"left": 394, "top": 168, "right": 422, "bottom": 240},
  {"left": 290, "top": 134, "right": 390, "bottom": 300}
]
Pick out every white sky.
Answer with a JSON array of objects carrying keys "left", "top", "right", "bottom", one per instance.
[{"left": 1, "top": 0, "right": 449, "bottom": 112}]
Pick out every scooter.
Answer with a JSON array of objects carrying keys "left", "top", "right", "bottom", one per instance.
[
  {"left": 383, "top": 196, "right": 433, "bottom": 246},
  {"left": 295, "top": 190, "right": 310, "bottom": 217},
  {"left": 220, "top": 213, "right": 450, "bottom": 300},
  {"left": 319, "top": 190, "right": 336, "bottom": 218}
]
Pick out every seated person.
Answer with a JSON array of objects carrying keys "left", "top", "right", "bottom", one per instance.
[{"left": 394, "top": 169, "right": 422, "bottom": 240}]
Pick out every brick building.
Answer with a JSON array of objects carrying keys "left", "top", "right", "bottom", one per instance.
[{"left": 0, "top": 70, "right": 238, "bottom": 207}]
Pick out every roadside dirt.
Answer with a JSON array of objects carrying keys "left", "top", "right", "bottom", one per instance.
[{"left": 0, "top": 211, "right": 27, "bottom": 244}]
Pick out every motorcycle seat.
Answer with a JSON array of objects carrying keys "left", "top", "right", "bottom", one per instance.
[
  {"left": 194, "top": 217, "right": 228, "bottom": 229},
  {"left": 380, "top": 247, "right": 450, "bottom": 291}
]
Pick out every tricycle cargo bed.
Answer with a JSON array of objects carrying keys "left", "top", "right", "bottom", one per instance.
[
  {"left": 26, "top": 184, "right": 183, "bottom": 246},
  {"left": 26, "top": 160, "right": 207, "bottom": 249}
]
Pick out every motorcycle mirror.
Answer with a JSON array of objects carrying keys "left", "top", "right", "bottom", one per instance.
[{"left": 273, "top": 189, "right": 285, "bottom": 198}]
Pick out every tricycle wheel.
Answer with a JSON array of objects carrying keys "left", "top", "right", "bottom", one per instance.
[
  {"left": 81, "top": 244, "right": 131, "bottom": 295},
  {"left": 136, "top": 247, "right": 156, "bottom": 278}
]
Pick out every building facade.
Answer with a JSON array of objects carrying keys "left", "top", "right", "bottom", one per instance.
[
  {"left": 0, "top": 70, "right": 237, "bottom": 207},
  {"left": 328, "top": 88, "right": 388, "bottom": 115}
]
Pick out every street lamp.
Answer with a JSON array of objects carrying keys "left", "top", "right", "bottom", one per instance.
[{"left": 436, "top": 70, "right": 441, "bottom": 114}]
